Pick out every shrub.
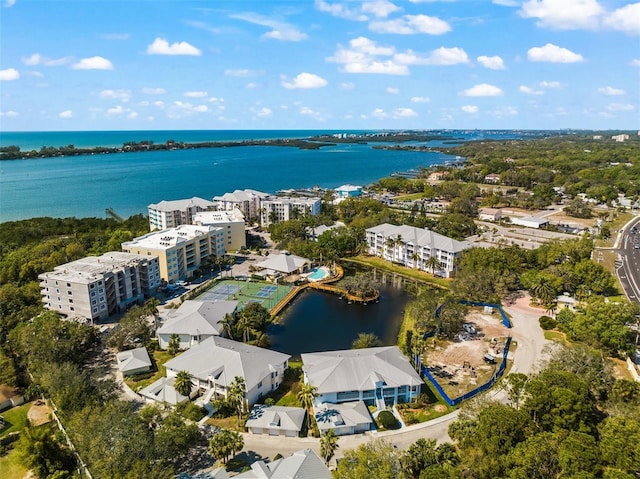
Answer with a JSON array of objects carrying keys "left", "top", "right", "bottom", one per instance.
[
  {"left": 377, "top": 410, "right": 400, "bottom": 430},
  {"left": 539, "top": 315, "right": 557, "bottom": 330},
  {"left": 404, "top": 411, "right": 418, "bottom": 425},
  {"left": 177, "top": 402, "right": 206, "bottom": 421}
]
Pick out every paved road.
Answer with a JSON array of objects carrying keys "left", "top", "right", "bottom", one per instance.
[
  {"left": 615, "top": 216, "right": 640, "bottom": 303},
  {"left": 237, "top": 294, "right": 549, "bottom": 465}
]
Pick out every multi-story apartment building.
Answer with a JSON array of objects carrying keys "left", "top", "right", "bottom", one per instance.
[
  {"left": 122, "top": 225, "right": 225, "bottom": 283},
  {"left": 365, "top": 223, "right": 471, "bottom": 278},
  {"left": 212, "top": 189, "right": 268, "bottom": 220},
  {"left": 192, "top": 209, "right": 246, "bottom": 251},
  {"left": 39, "top": 252, "right": 160, "bottom": 322},
  {"left": 259, "top": 197, "right": 321, "bottom": 227},
  {"left": 148, "top": 197, "right": 215, "bottom": 231}
]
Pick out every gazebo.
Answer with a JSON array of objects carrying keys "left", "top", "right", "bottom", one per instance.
[{"left": 255, "top": 253, "right": 310, "bottom": 278}]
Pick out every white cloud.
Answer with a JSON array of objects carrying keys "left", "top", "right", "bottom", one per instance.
[
  {"left": 71, "top": 56, "right": 114, "bottom": 70},
  {"left": 598, "top": 86, "right": 625, "bottom": 96},
  {"left": 362, "top": 0, "right": 401, "bottom": 18},
  {"left": 462, "top": 105, "right": 478, "bottom": 113},
  {"left": 606, "top": 103, "right": 635, "bottom": 111},
  {"left": 251, "top": 107, "right": 273, "bottom": 118},
  {"left": 423, "top": 46, "right": 469, "bottom": 65},
  {"left": 231, "top": 12, "right": 308, "bottom": 41},
  {"left": 603, "top": 3, "right": 640, "bottom": 35},
  {"left": 519, "top": 0, "right": 603, "bottom": 30},
  {"left": 392, "top": 107, "right": 418, "bottom": 118},
  {"left": 340, "top": 82, "right": 355, "bottom": 90},
  {"left": 168, "top": 101, "right": 210, "bottom": 118},
  {"left": 281, "top": 72, "right": 328, "bottom": 89},
  {"left": 327, "top": 37, "right": 409, "bottom": 75},
  {"left": 0, "top": 68, "right": 19, "bottom": 80},
  {"left": 315, "top": 0, "right": 368, "bottom": 21},
  {"left": 539, "top": 80, "right": 561, "bottom": 88},
  {"left": 371, "top": 108, "right": 387, "bottom": 119},
  {"left": 184, "top": 91, "right": 208, "bottom": 98},
  {"left": 0, "top": 110, "right": 19, "bottom": 117},
  {"left": 146, "top": 38, "right": 202, "bottom": 56},
  {"left": 153, "top": 101, "right": 165, "bottom": 108},
  {"left": 477, "top": 55, "right": 506, "bottom": 70},
  {"left": 4, "top": 0, "right": 16, "bottom": 6},
  {"left": 460, "top": 83, "right": 503, "bottom": 96},
  {"left": 411, "top": 96, "right": 431, "bottom": 103},
  {"left": 59, "top": 110, "right": 73, "bottom": 119},
  {"left": 99, "top": 89, "right": 131, "bottom": 101},
  {"left": 21, "top": 53, "right": 72, "bottom": 67},
  {"left": 224, "top": 69, "right": 262, "bottom": 77},
  {"left": 631, "top": 59, "right": 640, "bottom": 67},
  {"left": 493, "top": 0, "right": 518, "bottom": 6},
  {"left": 106, "top": 105, "right": 125, "bottom": 116},
  {"left": 142, "top": 87, "right": 166, "bottom": 95},
  {"left": 246, "top": 82, "right": 260, "bottom": 89},
  {"left": 369, "top": 14, "right": 451, "bottom": 35},
  {"left": 527, "top": 43, "right": 584, "bottom": 63},
  {"left": 387, "top": 86, "right": 399, "bottom": 94},
  {"left": 208, "top": 97, "right": 224, "bottom": 103},
  {"left": 519, "top": 85, "right": 543, "bottom": 95}
]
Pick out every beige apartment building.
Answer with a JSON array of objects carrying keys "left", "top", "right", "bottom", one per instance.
[
  {"left": 260, "top": 197, "right": 321, "bottom": 227},
  {"left": 39, "top": 252, "right": 160, "bottom": 322},
  {"left": 148, "top": 197, "right": 215, "bottom": 231},
  {"left": 192, "top": 209, "right": 246, "bottom": 251},
  {"left": 121, "top": 225, "right": 226, "bottom": 283}
]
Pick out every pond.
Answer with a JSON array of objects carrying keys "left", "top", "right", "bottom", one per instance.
[{"left": 267, "top": 266, "right": 425, "bottom": 357}]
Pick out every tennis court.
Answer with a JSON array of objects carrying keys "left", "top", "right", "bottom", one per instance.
[{"left": 196, "top": 279, "right": 291, "bottom": 311}]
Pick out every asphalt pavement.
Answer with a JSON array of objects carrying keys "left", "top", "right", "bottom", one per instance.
[{"left": 615, "top": 216, "right": 640, "bottom": 303}]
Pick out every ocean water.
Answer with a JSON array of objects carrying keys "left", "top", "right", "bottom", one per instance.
[{"left": 0, "top": 130, "right": 520, "bottom": 222}]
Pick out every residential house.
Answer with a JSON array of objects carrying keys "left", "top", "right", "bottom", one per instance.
[
  {"left": 555, "top": 294, "right": 580, "bottom": 314},
  {"left": 232, "top": 449, "right": 331, "bottom": 479},
  {"left": 116, "top": 347, "right": 152, "bottom": 376},
  {"left": 157, "top": 300, "right": 238, "bottom": 350},
  {"left": 139, "top": 377, "right": 189, "bottom": 406},
  {"left": 260, "top": 197, "right": 321, "bottom": 227},
  {"left": 148, "top": 197, "right": 215, "bottom": 231},
  {"left": 365, "top": 223, "right": 471, "bottom": 278},
  {"left": 478, "top": 208, "right": 503, "bottom": 222},
  {"left": 213, "top": 189, "right": 268, "bottom": 220},
  {"left": 301, "top": 346, "right": 423, "bottom": 409},
  {"left": 122, "top": 224, "right": 226, "bottom": 283},
  {"left": 163, "top": 337, "right": 290, "bottom": 406},
  {"left": 245, "top": 405, "right": 306, "bottom": 437},
  {"left": 484, "top": 173, "right": 501, "bottom": 184},
  {"left": 314, "top": 401, "right": 373, "bottom": 436},
  {"left": 39, "top": 252, "right": 160, "bottom": 322},
  {"left": 192, "top": 209, "right": 246, "bottom": 251},
  {"left": 335, "top": 184, "right": 362, "bottom": 198},
  {"left": 510, "top": 216, "right": 549, "bottom": 229}
]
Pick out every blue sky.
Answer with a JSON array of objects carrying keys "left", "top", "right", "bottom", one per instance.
[{"left": 1, "top": 0, "right": 638, "bottom": 131}]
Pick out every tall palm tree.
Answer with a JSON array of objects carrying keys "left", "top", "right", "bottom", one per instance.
[
  {"left": 531, "top": 276, "right": 557, "bottom": 309},
  {"left": 220, "top": 313, "right": 235, "bottom": 340},
  {"left": 297, "top": 382, "right": 318, "bottom": 431},
  {"left": 228, "top": 376, "right": 247, "bottom": 426},
  {"left": 411, "top": 252, "right": 420, "bottom": 269},
  {"left": 385, "top": 237, "right": 396, "bottom": 261},
  {"left": 145, "top": 297, "right": 160, "bottom": 332},
  {"left": 174, "top": 370, "right": 193, "bottom": 398},
  {"left": 425, "top": 256, "right": 440, "bottom": 275},
  {"left": 320, "top": 429, "right": 339, "bottom": 466}
]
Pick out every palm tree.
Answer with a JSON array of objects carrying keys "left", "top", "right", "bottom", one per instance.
[
  {"left": 228, "top": 376, "right": 247, "bottom": 426},
  {"left": 425, "top": 256, "right": 440, "bottom": 275},
  {"left": 145, "top": 297, "right": 160, "bottom": 332},
  {"left": 411, "top": 252, "right": 420, "bottom": 269},
  {"left": 220, "top": 313, "right": 235, "bottom": 340},
  {"left": 167, "top": 333, "right": 181, "bottom": 356},
  {"left": 236, "top": 313, "right": 256, "bottom": 343},
  {"left": 297, "top": 382, "right": 318, "bottom": 431},
  {"left": 352, "top": 332, "right": 383, "bottom": 349},
  {"left": 385, "top": 237, "right": 396, "bottom": 261},
  {"left": 320, "top": 429, "right": 339, "bottom": 466},
  {"left": 531, "top": 276, "right": 557, "bottom": 309},
  {"left": 174, "top": 370, "right": 194, "bottom": 398}
]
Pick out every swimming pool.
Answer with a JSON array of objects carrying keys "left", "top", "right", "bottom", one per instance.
[{"left": 308, "top": 267, "right": 329, "bottom": 281}]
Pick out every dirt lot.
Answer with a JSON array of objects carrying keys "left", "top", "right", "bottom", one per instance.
[
  {"left": 424, "top": 310, "right": 511, "bottom": 398},
  {"left": 27, "top": 400, "right": 52, "bottom": 427},
  {"left": 0, "top": 385, "right": 17, "bottom": 402}
]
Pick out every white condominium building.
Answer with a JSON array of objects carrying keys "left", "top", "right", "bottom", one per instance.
[
  {"left": 148, "top": 197, "right": 215, "bottom": 231},
  {"left": 365, "top": 223, "right": 471, "bottom": 278},
  {"left": 122, "top": 225, "right": 226, "bottom": 283},
  {"left": 260, "top": 197, "right": 321, "bottom": 227},
  {"left": 213, "top": 189, "right": 268, "bottom": 220},
  {"left": 39, "top": 252, "right": 160, "bottom": 322},
  {"left": 192, "top": 209, "right": 246, "bottom": 252}
]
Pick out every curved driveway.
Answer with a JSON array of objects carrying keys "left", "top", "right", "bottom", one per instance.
[{"left": 240, "top": 294, "right": 549, "bottom": 463}]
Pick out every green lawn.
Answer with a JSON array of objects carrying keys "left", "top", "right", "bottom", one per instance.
[
  {"left": 0, "top": 451, "right": 28, "bottom": 479},
  {"left": 544, "top": 330, "right": 570, "bottom": 345},
  {"left": 0, "top": 402, "right": 31, "bottom": 438},
  {"left": 125, "top": 349, "right": 173, "bottom": 392},
  {"left": 594, "top": 211, "right": 634, "bottom": 248},
  {"left": 344, "top": 256, "right": 451, "bottom": 289}
]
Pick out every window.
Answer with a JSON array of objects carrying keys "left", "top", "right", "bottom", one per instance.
[
  {"left": 56, "top": 288, "right": 60, "bottom": 293},
  {"left": 91, "top": 291, "right": 96, "bottom": 297},
  {"left": 66, "top": 282, "right": 71, "bottom": 287},
  {"left": 257, "top": 381, "right": 262, "bottom": 389},
  {"left": 93, "top": 308, "right": 98, "bottom": 313},
  {"left": 69, "top": 299, "right": 73, "bottom": 303},
  {"left": 70, "top": 307, "right": 74, "bottom": 311},
  {"left": 68, "top": 290, "right": 72, "bottom": 295},
  {"left": 92, "top": 300, "right": 97, "bottom": 305}
]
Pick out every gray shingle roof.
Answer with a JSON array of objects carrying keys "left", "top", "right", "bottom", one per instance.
[
  {"left": 148, "top": 196, "right": 214, "bottom": 211},
  {"left": 245, "top": 405, "right": 306, "bottom": 433},
  {"left": 366, "top": 223, "right": 471, "bottom": 253},
  {"left": 139, "top": 377, "right": 188, "bottom": 406},
  {"left": 301, "top": 346, "right": 423, "bottom": 396},
  {"left": 164, "top": 337, "right": 290, "bottom": 392},
  {"left": 158, "top": 300, "right": 238, "bottom": 337},
  {"left": 255, "top": 253, "right": 309, "bottom": 274},
  {"left": 314, "top": 400, "right": 372, "bottom": 432},
  {"left": 234, "top": 449, "right": 331, "bottom": 479},
  {"left": 116, "top": 346, "right": 152, "bottom": 374}
]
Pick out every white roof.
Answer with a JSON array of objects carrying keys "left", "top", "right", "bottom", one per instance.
[
  {"left": 158, "top": 300, "right": 238, "bottom": 337},
  {"left": 164, "top": 337, "right": 290, "bottom": 392},
  {"left": 335, "top": 184, "right": 362, "bottom": 192},
  {"left": 314, "top": 401, "right": 373, "bottom": 432},
  {"left": 139, "top": 377, "right": 188, "bottom": 406},
  {"left": 366, "top": 223, "right": 471, "bottom": 254},
  {"left": 235, "top": 449, "right": 331, "bottom": 479},
  {"left": 148, "top": 197, "right": 214, "bottom": 212},
  {"left": 301, "top": 346, "right": 423, "bottom": 396},
  {"left": 255, "top": 253, "right": 309, "bottom": 274},
  {"left": 116, "top": 346, "right": 152, "bottom": 374},
  {"left": 123, "top": 225, "right": 219, "bottom": 250},
  {"left": 193, "top": 210, "right": 245, "bottom": 224},
  {"left": 245, "top": 405, "right": 306, "bottom": 432},
  {"left": 38, "top": 252, "right": 155, "bottom": 284},
  {"left": 213, "top": 189, "right": 268, "bottom": 203}
]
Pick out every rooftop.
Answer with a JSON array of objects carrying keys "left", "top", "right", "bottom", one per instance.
[
  {"left": 158, "top": 300, "right": 238, "bottom": 337},
  {"left": 122, "top": 224, "right": 221, "bottom": 250},
  {"left": 367, "top": 223, "right": 472, "bottom": 254},
  {"left": 148, "top": 196, "right": 214, "bottom": 212}
]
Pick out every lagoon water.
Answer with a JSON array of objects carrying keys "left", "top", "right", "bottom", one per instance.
[{"left": 0, "top": 130, "right": 462, "bottom": 222}]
